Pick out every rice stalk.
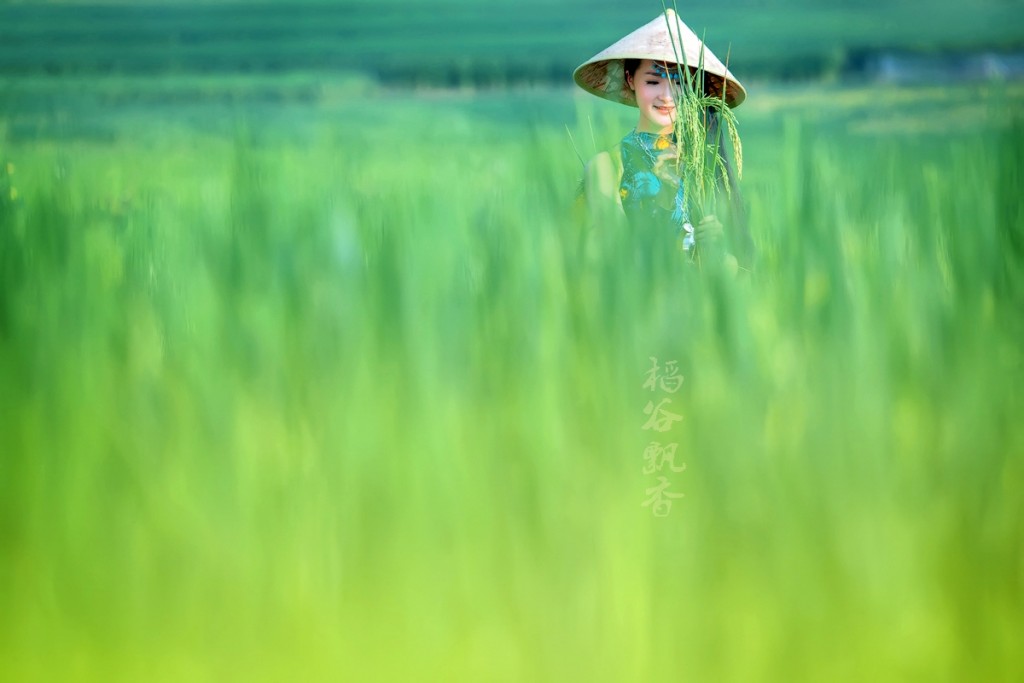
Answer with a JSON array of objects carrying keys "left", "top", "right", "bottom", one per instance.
[{"left": 660, "top": 0, "right": 744, "bottom": 222}]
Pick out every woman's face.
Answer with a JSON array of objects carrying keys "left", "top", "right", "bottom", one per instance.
[{"left": 627, "top": 59, "right": 678, "bottom": 134}]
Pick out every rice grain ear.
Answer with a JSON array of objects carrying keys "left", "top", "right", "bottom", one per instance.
[
  {"left": 658, "top": 0, "right": 744, "bottom": 220},
  {"left": 720, "top": 45, "right": 743, "bottom": 180},
  {"left": 729, "top": 119, "right": 743, "bottom": 180}
]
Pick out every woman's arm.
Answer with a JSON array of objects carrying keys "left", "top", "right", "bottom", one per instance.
[{"left": 583, "top": 150, "right": 626, "bottom": 227}]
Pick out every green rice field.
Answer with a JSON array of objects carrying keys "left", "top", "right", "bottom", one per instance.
[{"left": 1, "top": 74, "right": 1023, "bottom": 680}]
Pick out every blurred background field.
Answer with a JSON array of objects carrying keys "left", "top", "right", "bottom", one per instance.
[
  {"left": 2, "top": 1, "right": 1024, "bottom": 681},
  {"left": 2, "top": 0, "right": 1024, "bottom": 83}
]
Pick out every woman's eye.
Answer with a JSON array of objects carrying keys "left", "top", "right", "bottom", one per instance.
[{"left": 646, "top": 81, "right": 659, "bottom": 85}]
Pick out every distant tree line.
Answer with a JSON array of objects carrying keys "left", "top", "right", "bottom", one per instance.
[{"left": 1, "top": 2, "right": 1020, "bottom": 85}]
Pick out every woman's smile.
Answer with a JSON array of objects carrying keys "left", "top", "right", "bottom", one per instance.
[{"left": 649, "top": 103, "right": 677, "bottom": 127}]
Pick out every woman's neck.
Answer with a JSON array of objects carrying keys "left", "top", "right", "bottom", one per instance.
[{"left": 635, "top": 120, "right": 674, "bottom": 135}]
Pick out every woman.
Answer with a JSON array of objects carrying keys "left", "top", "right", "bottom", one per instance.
[{"left": 573, "top": 9, "right": 752, "bottom": 270}]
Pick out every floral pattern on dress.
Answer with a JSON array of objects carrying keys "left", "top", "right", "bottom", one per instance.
[{"left": 618, "top": 131, "right": 693, "bottom": 252}]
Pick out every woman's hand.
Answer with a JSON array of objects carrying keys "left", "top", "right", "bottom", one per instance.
[
  {"left": 694, "top": 214, "right": 739, "bottom": 273},
  {"left": 693, "top": 214, "right": 724, "bottom": 247}
]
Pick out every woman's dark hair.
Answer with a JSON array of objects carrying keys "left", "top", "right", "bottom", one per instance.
[{"left": 624, "top": 58, "right": 641, "bottom": 79}]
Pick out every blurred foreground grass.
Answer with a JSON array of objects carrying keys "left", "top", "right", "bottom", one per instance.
[{"left": 0, "top": 81, "right": 1022, "bottom": 681}]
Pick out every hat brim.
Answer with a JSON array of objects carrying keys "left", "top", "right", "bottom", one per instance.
[{"left": 572, "top": 10, "right": 747, "bottom": 108}]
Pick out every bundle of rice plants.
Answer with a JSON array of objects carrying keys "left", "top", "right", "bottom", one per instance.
[{"left": 660, "top": 0, "right": 743, "bottom": 225}]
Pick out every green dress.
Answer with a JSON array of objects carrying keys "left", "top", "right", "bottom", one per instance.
[{"left": 618, "top": 129, "right": 695, "bottom": 253}]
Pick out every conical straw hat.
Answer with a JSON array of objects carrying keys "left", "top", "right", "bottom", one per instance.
[{"left": 573, "top": 9, "right": 746, "bottom": 108}]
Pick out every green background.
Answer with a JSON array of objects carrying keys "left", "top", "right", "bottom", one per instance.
[
  {"left": 2, "top": 0, "right": 1023, "bottom": 82},
  {"left": 1, "top": 2, "right": 1023, "bottom": 681}
]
